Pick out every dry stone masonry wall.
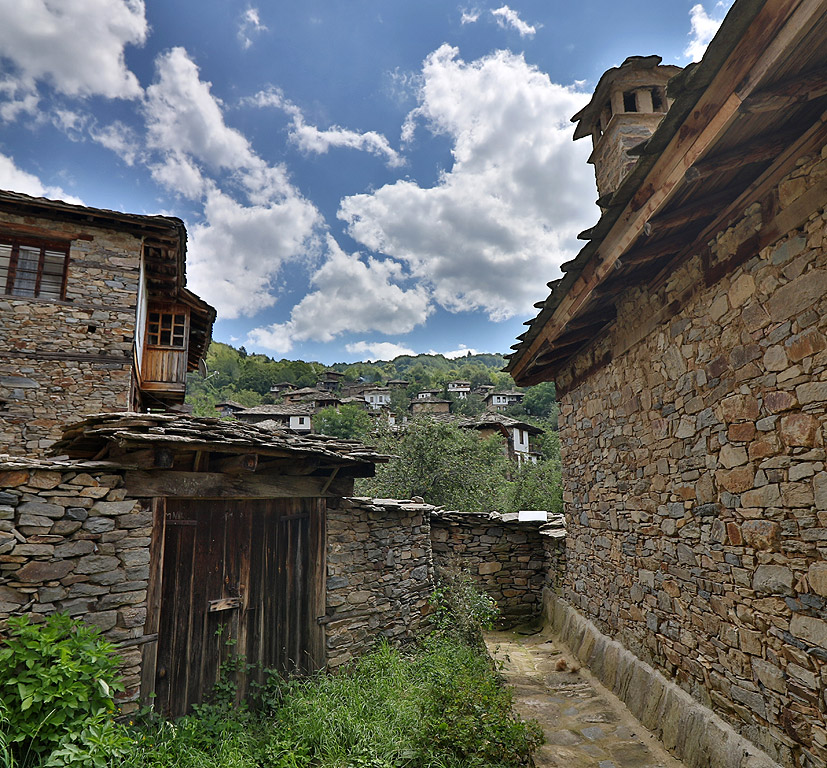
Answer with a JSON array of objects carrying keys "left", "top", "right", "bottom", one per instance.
[
  {"left": 555, "top": 147, "right": 827, "bottom": 767},
  {"left": 324, "top": 497, "right": 434, "bottom": 668},
  {"left": 0, "top": 213, "right": 141, "bottom": 455},
  {"left": 0, "top": 458, "right": 150, "bottom": 712},
  {"left": 430, "top": 510, "right": 564, "bottom": 626}
]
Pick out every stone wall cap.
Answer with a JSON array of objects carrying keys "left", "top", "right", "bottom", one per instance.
[{"left": 0, "top": 455, "right": 127, "bottom": 472}]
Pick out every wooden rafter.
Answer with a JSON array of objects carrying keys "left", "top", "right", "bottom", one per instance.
[
  {"left": 684, "top": 128, "right": 799, "bottom": 183},
  {"left": 740, "top": 67, "right": 827, "bottom": 114}
]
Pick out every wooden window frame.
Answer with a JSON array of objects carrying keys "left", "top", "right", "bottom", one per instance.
[
  {"left": 146, "top": 306, "right": 190, "bottom": 350},
  {"left": 0, "top": 236, "right": 70, "bottom": 300}
]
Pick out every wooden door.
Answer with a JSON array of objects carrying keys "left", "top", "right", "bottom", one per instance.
[{"left": 153, "top": 498, "right": 325, "bottom": 717}]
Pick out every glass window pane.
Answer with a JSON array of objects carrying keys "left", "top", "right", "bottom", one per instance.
[{"left": 13, "top": 245, "right": 40, "bottom": 297}]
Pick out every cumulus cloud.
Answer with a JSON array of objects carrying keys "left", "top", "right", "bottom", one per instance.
[
  {"left": 340, "top": 44, "right": 594, "bottom": 321},
  {"left": 0, "top": 0, "right": 146, "bottom": 109},
  {"left": 0, "top": 152, "right": 82, "bottom": 204},
  {"left": 345, "top": 341, "right": 417, "bottom": 361},
  {"left": 460, "top": 8, "right": 480, "bottom": 24},
  {"left": 440, "top": 345, "right": 479, "bottom": 359},
  {"left": 491, "top": 6, "right": 538, "bottom": 37},
  {"left": 238, "top": 7, "right": 268, "bottom": 49},
  {"left": 188, "top": 187, "right": 321, "bottom": 320},
  {"left": 89, "top": 121, "right": 141, "bottom": 165},
  {"left": 685, "top": 1, "right": 733, "bottom": 61},
  {"left": 247, "top": 236, "right": 432, "bottom": 353},
  {"left": 143, "top": 48, "right": 322, "bottom": 319},
  {"left": 247, "top": 87, "right": 403, "bottom": 167}
]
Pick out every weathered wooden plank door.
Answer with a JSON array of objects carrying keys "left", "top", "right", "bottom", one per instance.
[{"left": 154, "top": 498, "right": 326, "bottom": 717}]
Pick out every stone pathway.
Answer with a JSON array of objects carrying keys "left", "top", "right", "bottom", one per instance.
[{"left": 485, "top": 628, "right": 687, "bottom": 768}]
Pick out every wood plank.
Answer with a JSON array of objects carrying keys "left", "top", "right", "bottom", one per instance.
[
  {"left": 211, "top": 453, "right": 258, "bottom": 473},
  {"left": 208, "top": 597, "right": 242, "bottom": 612},
  {"left": 740, "top": 68, "right": 827, "bottom": 114},
  {"left": 684, "top": 128, "right": 799, "bottom": 183},
  {"left": 124, "top": 470, "right": 352, "bottom": 499},
  {"left": 0, "top": 221, "right": 93, "bottom": 241},
  {"left": 140, "top": 498, "right": 165, "bottom": 706}
]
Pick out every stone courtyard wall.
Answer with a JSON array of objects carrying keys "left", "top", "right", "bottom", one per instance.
[
  {"left": 0, "top": 458, "right": 149, "bottom": 712},
  {"left": 324, "top": 497, "right": 434, "bottom": 668},
  {"left": 430, "top": 510, "right": 563, "bottom": 626},
  {"left": 0, "top": 212, "right": 141, "bottom": 455},
  {"left": 554, "top": 148, "right": 827, "bottom": 767}
]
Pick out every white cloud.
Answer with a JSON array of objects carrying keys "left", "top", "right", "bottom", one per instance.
[
  {"left": 491, "top": 6, "right": 538, "bottom": 37},
  {"left": 0, "top": 0, "right": 146, "bottom": 105},
  {"left": 238, "top": 7, "right": 268, "bottom": 50},
  {"left": 247, "top": 87, "right": 403, "bottom": 167},
  {"left": 188, "top": 186, "right": 321, "bottom": 320},
  {"left": 143, "top": 48, "right": 323, "bottom": 320},
  {"left": 441, "top": 345, "right": 479, "bottom": 359},
  {"left": 247, "top": 236, "right": 432, "bottom": 353},
  {"left": 0, "top": 153, "right": 82, "bottom": 204},
  {"left": 340, "top": 45, "right": 594, "bottom": 322},
  {"left": 346, "top": 341, "right": 417, "bottom": 361},
  {"left": 89, "top": 121, "right": 141, "bottom": 165},
  {"left": 685, "top": 2, "right": 733, "bottom": 61},
  {"left": 460, "top": 8, "right": 480, "bottom": 24}
]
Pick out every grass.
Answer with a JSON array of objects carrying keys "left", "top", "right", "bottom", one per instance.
[{"left": 123, "top": 634, "right": 542, "bottom": 768}]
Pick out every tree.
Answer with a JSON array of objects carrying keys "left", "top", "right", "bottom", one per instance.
[
  {"left": 357, "top": 418, "right": 511, "bottom": 513},
  {"left": 505, "top": 457, "right": 563, "bottom": 516},
  {"left": 521, "top": 381, "right": 558, "bottom": 420},
  {"left": 315, "top": 404, "right": 372, "bottom": 439}
]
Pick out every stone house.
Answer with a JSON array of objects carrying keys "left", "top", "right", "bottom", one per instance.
[
  {"left": 317, "top": 370, "right": 345, "bottom": 391},
  {"left": 235, "top": 403, "right": 315, "bottom": 433},
  {"left": 447, "top": 380, "right": 471, "bottom": 399},
  {"left": 463, "top": 414, "right": 543, "bottom": 465},
  {"left": 214, "top": 400, "right": 246, "bottom": 418},
  {"left": 363, "top": 386, "right": 391, "bottom": 410},
  {"left": 410, "top": 398, "right": 451, "bottom": 416},
  {"left": 0, "top": 414, "right": 442, "bottom": 718},
  {"left": 0, "top": 191, "right": 215, "bottom": 455},
  {"left": 484, "top": 390, "right": 524, "bottom": 412},
  {"left": 507, "top": 1, "right": 827, "bottom": 765}
]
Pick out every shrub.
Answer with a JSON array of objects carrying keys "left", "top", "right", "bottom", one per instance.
[
  {"left": 0, "top": 613, "right": 125, "bottom": 766},
  {"left": 430, "top": 567, "right": 498, "bottom": 647}
]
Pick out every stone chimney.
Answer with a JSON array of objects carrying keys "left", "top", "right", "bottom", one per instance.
[{"left": 572, "top": 56, "right": 682, "bottom": 204}]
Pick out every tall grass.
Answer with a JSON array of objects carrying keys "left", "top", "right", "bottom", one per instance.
[{"left": 123, "top": 634, "right": 540, "bottom": 768}]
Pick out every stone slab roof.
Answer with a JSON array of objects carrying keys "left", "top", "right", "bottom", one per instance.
[{"left": 50, "top": 412, "right": 387, "bottom": 468}]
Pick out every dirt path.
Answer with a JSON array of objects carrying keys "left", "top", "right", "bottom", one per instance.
[{"left": 485, "top": 628, "right": 688, "bottom": 768}]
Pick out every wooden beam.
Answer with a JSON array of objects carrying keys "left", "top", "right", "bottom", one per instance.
[
  {"left": 684, "top": 129, "right": 797, "bottom": 183},
  {"left": 643, "top": 187, "right": 738, "bottom": 237},
  {"left": 0, "top": 221, "right": 93, "bottom": 241},
  {"left": 622, "top": 232, "right": 692, "bottom": 267},
  {"left": 123, "top": 470, "right": 353, "bottom": 499},
  {"left": 211, "top": 453, "right": 258, "bottom": 473},
  {"left": 508, "top": 0, "right": 821, "bottom": 385},
  {"left": 740, "top": 67, "right": 827, "bottom": 115}
]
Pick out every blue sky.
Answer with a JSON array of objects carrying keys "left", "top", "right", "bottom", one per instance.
[{"left": 0, "top": 0, "right": 731, "bottom": 364}]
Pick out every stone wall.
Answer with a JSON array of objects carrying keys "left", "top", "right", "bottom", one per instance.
[
  {"left": 0, "top": 212, "right": 141, "bottom": 455},
  {"left": 0, "top": 458, "right": 149, "bottom": 712},
  {"left": 555, "top": 147, "right": 827, "bottom": 766},
  {"left": 324, "top": 497, "right": 434, "bottom": 668},
  {"left": 430, "top": 510, "right": 563, "bottom": 626}
]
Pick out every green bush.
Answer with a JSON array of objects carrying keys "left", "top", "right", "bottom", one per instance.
[
  {"left": 430, "top": 568, "right": 498, "bottom": 647},
  {"left": 0, "top": 613, "right": 126, "bottom": 766}
]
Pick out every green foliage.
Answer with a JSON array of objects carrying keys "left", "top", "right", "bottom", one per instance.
[
  {"left": 0, "top": 613, "right": 126, "bottom": 766},
  {"left": 430, "top": 568, "right": 498, "bottom": 647},
  {"left": 357, "top": 419, "right": 511, "bottom": 513},
  {"left": 314, "top": 404, "right": 372, "bottom": 439},
  {"left": 449, "top": 392, "right": 485, "bottom": 417},
  {"left": 519, "top": 381, "right": 558, "bottom": 419},
  {"left": 505, "top": 458, "right": 563, "bottom": 517}
]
